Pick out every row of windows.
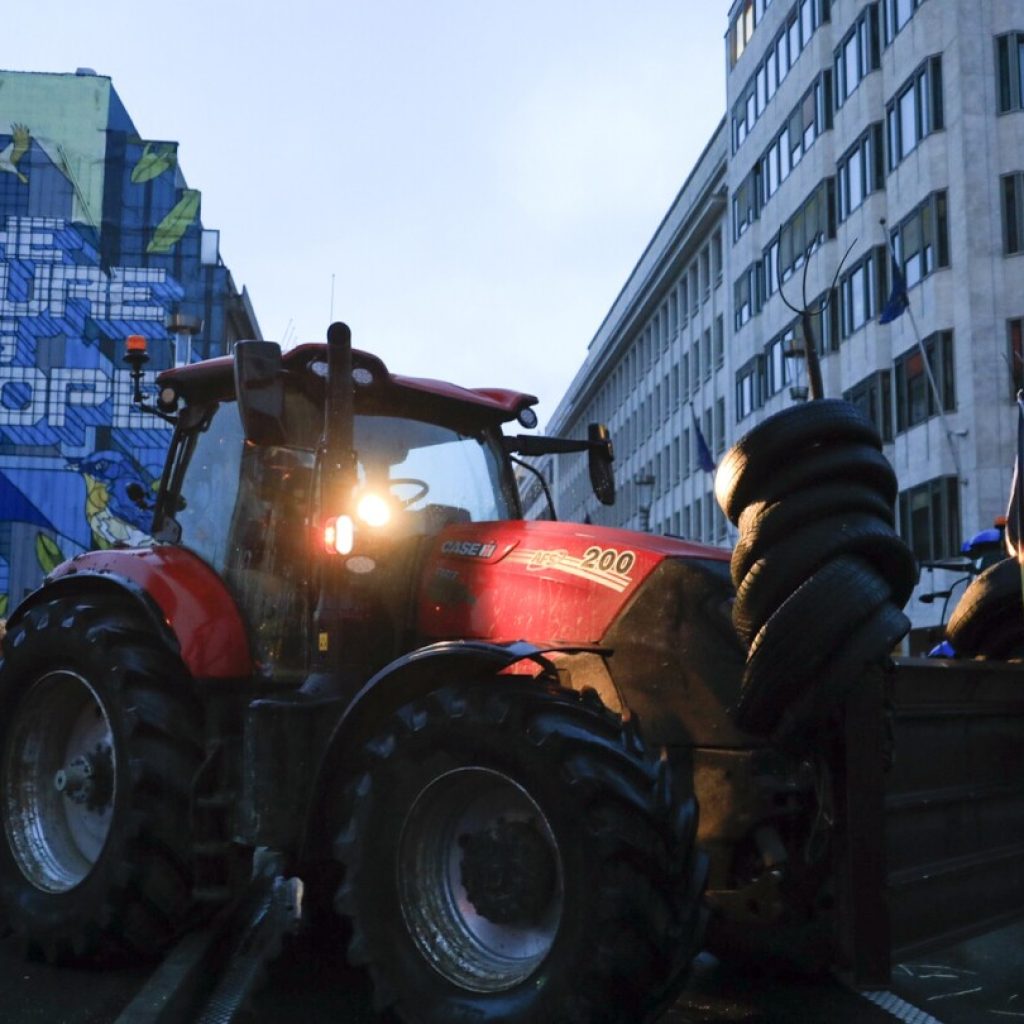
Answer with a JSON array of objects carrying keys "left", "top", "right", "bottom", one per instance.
[
  {"left": 583, "top": 234, "right": 725, "bottom": 425},
  {"left": 656, "top": 495, "right": 728, "bottom": 546},
  {"left": 736, "top": 185, "right": 948, "bottom": 344},
  {"left": 997, "top": 31, "right": 1024, "bottom": 113},
  {"left": 734, "top": 55, "right": 943, "bottom": 242},
  {"left": 732, "top": 0, "right": 930, "bottom": 157},
  {"left": 646, "top": 397, "right": 728, "bottom": 496},
  {"left": 731, "top": 0, "right": 830, "bottom": 149},
  {"left": 610, "top": 325, "right": 726, "bottom": 455}
]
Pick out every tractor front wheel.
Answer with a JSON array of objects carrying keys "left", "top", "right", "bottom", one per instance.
[
  {"left": 0, "top": 595, "right": 202, "bottom": 961},
  {"left": 332, "top": 680, "right": 703, "bottom": 1024}
]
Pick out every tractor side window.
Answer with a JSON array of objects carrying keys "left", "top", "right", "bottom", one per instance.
[{"left": 174, "top": 402, "right": 246, "bottom": 572}]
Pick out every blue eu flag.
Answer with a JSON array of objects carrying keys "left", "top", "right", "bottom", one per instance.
[
  {"left": 692, "top": 409, "right": 716, "bottom": 473},
  {"left": 879, "top": 261, "right": 909, "bottom": 324}
]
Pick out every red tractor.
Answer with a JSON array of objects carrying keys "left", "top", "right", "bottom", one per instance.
[
  {"left": 3, "top": 325, "right": 1018, "bottom": 1022},
  {"left": 0, "top": 325, "right": 712, "bottom": 1023}
]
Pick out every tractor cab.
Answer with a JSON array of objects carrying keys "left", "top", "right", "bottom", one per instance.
[{"left": 144, "top": 329, "right": 614, "bottom": 683}]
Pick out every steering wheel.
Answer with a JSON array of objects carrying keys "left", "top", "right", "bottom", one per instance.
[{"left": 389, "top": 477, "right": 430, "bottom": 509}]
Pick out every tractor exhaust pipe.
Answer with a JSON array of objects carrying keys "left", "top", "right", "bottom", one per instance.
[{"left": 325, "top": 321, "right": 358, "bottom": 506}]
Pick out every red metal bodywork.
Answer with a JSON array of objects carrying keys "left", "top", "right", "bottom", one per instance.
[
  {"left": 48, "top": 547, "right": 254, "bottom": 679},
  {"left": 418, "top": 520, "right": 729, "bottom": 644}
]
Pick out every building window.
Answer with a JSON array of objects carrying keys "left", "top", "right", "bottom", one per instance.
[
  {"left": 733, "top": 165, "right": 762, "bottom": 240},
  {"left": 834, "top": 3, "right": 880, "bottom": 107},
  {"left": 883, "top": 0, "right": 925, "bottom": 46},
  {"left": 731, "top": 0, "right": 758, "bottom": 66},
  {"left": 733, "top": 262, "right": 765, "bottom": 331},
  {"left": 715, "top": 397, "right": 726, "bottom": 455},
  {"left": 894, "top": 330, "right": 956, "bottom": 432},
  {"left": 886, "top": 56, "right": 943, "bottom": 170},
  {"left": 714, "top": 314, "right": 725, "bottom": 368},
  {"left": 890, "top": 190, "right": 950, "bottom": 287},
  {"left": 1009, "top": 317, "right": 1024, "bottom": 398},
  {"left": 838, "top": 123, "right": 885, "bottom": 221},
  {"left": 816, "top": 288, "right": 841, "bottom": 353},
  {"left": 1003, "top": 172, "right": 1024, "bottom": 255},
  {"left": 840, "top": 247, "right": 886, "bottom": 338},
  {"left": 996, "top": 31, "right": 1024, "bottom": 113},
  {"left": 777, "top": 179, "right": 836, "bottom": 282},
  {"left": 898, "top": 476, "right": 960, "bottom": 563},
  {"left": 736, "top": 357, "right": 764, "bottom": 421},
  {"left": 712, "top": 232, "right": 723, "bottom": 286},
  {"left": 765, "top": 325, "right": 797, "bottom": 397},
  {"left": 844, "top": 370, "right": 893, "bottom": 441}
]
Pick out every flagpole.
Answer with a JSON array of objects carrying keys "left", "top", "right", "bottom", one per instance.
[{"left": 880, "top": 219, "right": 964, "bottom": 483}]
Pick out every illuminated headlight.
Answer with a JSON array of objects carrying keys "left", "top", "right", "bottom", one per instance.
[{"left": 356, "top": 493, "right": 391, "bottom": 527}]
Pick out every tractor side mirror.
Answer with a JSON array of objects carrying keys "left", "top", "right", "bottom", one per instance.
[
  {"left": 588, "top": 423, "right": 615, "bottom": 506},
  {"left": 235, "top": 341, "right": 286, "bottom": 446}
]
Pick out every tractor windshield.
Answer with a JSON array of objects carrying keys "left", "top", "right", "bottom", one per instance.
[{"left": 160, "top": 392, "right": 514, "bottom": 579}]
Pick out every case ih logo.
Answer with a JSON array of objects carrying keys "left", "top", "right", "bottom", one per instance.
[
  {"left": 440, "top": 540, "right": 497, "bottom": 559},
  {"left": 506, "top": 545, "right": 636, "bottom": 593}
]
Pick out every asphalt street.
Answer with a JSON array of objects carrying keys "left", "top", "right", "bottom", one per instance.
[{"left": 1, "top": 919, "right": 1022, "bottom": 1023}]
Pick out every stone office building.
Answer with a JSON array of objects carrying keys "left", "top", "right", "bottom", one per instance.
[{"left": 539, "top": 0, "right": 1024, "bottom": 637}]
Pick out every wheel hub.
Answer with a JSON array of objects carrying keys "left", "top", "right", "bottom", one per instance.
[
  {"left": 54, "top": 743, "right": 114, "bottom": 812},
  {"left": 459, "top": 817, "right": 557, "bottom": 925}
]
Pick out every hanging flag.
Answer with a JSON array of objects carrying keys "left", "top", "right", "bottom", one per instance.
[
  {"left": 1007, "top": 391, "right": 1024, "bottom": 563},
  {"left": 879, "top": 259, "right": 909, "bottom": 324},
  {"left": 692, "top": 408, "right": 716, "bottom": 473}
]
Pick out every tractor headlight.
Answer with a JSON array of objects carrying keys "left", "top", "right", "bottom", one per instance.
[{"left": 356, "top": 492, "right": 392, "bottom": 528}]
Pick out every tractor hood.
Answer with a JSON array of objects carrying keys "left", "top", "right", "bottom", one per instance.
[{"left": 417, "top": 519, "right": 729, "bottom": 644}]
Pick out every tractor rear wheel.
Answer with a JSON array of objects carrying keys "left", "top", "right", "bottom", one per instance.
[
  {"left": 331, "top": 680, "right": 703, "bottom": 1024},
  {"left": 0, "top": 594, "right": 202, "bottom": 961}
]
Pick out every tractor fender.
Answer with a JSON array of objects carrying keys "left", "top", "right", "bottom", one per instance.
[
  {"left": 299, "top": 639, "right": 599, "bottom": 857},
  {"left": 15, "top": 547, "right": 254, "bottom": 679}
]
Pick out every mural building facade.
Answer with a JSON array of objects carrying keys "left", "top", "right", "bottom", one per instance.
[{"left": 0, "top": 69, "right": 260, "bottom": 612}]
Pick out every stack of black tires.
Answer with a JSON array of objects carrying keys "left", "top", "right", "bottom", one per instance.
[{"left": 714, "top": 400, "right": 917, "bottom": 737}]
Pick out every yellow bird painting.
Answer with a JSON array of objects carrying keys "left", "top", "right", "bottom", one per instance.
[{"left": 0, "top": 124, "right": 30, "bottom": 185}]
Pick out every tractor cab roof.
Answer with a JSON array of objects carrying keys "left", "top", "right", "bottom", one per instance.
[{"left": 156, "top": 342, "right": 539, "bottom": 426}]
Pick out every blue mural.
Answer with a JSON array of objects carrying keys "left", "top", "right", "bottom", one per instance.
[{"left": 0, "top": 70, "right": 259, "bottom": 612}]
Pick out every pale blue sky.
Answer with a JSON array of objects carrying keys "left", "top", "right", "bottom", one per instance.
[{"left": 8, "top": 1, "right": 726, "bottom": 424}]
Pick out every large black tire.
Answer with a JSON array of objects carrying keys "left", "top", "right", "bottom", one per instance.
[
  {"left": 0, "top": 594, "right": 203, "bottom": 962},
  {"left": 732, "top": 513, "right": 917, "bottom": 646},
  {"left": 947, "top": 558, "right": 1024, "bottom": 658},
  {"left": 331, "top": 681, "right": 703, "bottom": 1024},
  {"left": 732, "top": 481, "right": 895, "bottom": 587},
  {"left": 715, "top": 400, "right": 883, "bottom": 524},
  {"left": 735, "top": 556, "right": 897, "bottom": 734}
]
